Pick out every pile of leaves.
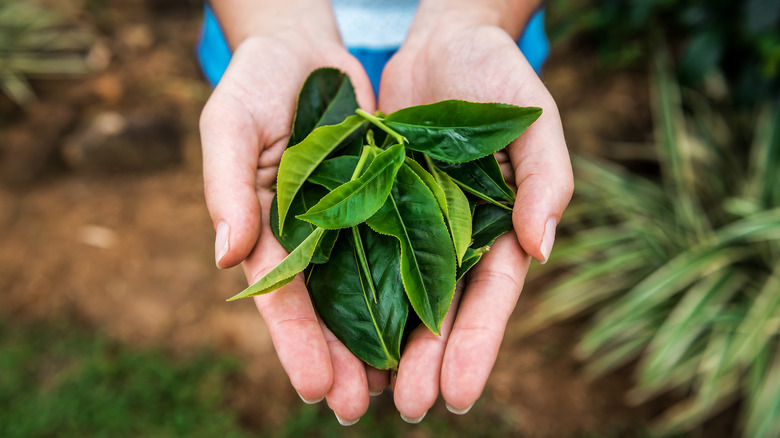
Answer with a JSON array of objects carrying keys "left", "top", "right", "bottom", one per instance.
[
  {"left": 525, "top": 54, "right": 780, "bottom": 436},
  {"left": 228, "top": 68, "right": 540, "bottom": 370}
]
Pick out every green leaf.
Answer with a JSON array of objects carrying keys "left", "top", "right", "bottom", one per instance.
[
  {"left": 430, "top": 164, "right": 472, "bottom": 266},
  {"left": 638, "top": 269, "right": 746, "bottom": 390},
  {"left": 744, "top": 348, "right": 780, "bottom": 438},
  {"left": 433, "top": 155, "right": 516, "bottom": 203},
  {"left": 277, "top": 115, "right": 367, "bottom": 234},
  {"left": 726, "top": 265, "right": 780, "bottom": 371},
  {"left": 456, "top": 246, "right": 488, "bottom": 281},
  {"left": 308, "top": 226, "right": 409, "bottom": 370},
  {"left": 288, "top": 67, "right": 359, "bottom": 147},
  {"left": 366, "top": 163, "right": 457, "bottom": 334},
  {"left": 307, "top": 156, "right": 359, "bottom": 190},
  {"left": 270, "top": 190, "right": 338, "bottom": 264},
  {"left": 403, "top": 157, "right": 448, "bottom": 217},
  {"left": 471, "top": 203, "right": 514, "bottom": 248},
  {"left": 383, "top": 100, "right": 541, "bottom": 163},
  {"left": 580, "top": 247, "right": 745, "bottom": 357},
  {"left": 227, "top": 228, "right": 326, "bottom": 301},
  {"left": 297, "top": 144, "right": 405, "bottom": 229}
]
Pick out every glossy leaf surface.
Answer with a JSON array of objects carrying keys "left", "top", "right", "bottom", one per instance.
[
  {"left": 471, "top": 203, "right": 514, "bottom": 248},
  {"left": 457, "top": 246, "right": 488, "bottom": 281},
  {"left": 433, "top": 154, "right": 516, "bottom": 203},
  {"left": 288, "top": 68, "right": 359, "bottom": 147},
  {"left": 269, "top": 190, "right": 337, "bottom": 264},
  {"left": 297, "top": 144, "right": 405, "bottom": 229},
  {"left": 366, "top": 164, "right": 456, "bottom": 334},
  {"left": 307, "top": 156, "right": 358, "bottom": 190},
  {"left": 308, "top": 226, "right": 408, "bottom": 370},
  {"left": 430, "top": 165, "right": 472, "bottom": 266},
  {"left": 384, "top": 100, "right": 542, "bottom": 163},
  {"left": 227, "top": 228, "right": 326, "bottom": 301},
  {"left": 403, "top": 157, "right": 448, "bottom": 217},
  {"left": 277, "top": 115, "right": 367, "bottom": 234}
]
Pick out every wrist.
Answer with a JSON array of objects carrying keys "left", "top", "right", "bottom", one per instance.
[
  {"left": 405, "top": 0, "right": 541, "bottom": 45},
  {"left": 210, "top": 0, "right": 342, "bottom": 49}
]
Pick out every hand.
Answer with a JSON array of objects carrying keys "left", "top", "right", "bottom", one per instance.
[
  {"left": 377, "top": 9, "right": 574, "bottom": 420},
  {"left": 199, "top": 5, "right": 381, "bottom": 423}
]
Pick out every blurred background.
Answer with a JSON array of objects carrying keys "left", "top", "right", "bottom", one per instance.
[{"left": 0, "top": 0, "right": 778, "bottom": 436}]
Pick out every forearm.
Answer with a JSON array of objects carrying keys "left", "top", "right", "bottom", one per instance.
[
  {"left": 209, "top": 0, "right": 342, "bottom": 49},
  {"left": 407, "top": 0, "right": 542, "bottom": 42}
]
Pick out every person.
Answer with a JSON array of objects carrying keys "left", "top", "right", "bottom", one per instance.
[{"left": 198, "top": 0, "right": 573, "bottom": 426}]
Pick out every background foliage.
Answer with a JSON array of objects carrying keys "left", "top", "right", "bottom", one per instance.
[
  {"left": 548, "top": 0, "right": 780, "bottom": 104},
  {"left": 0, "top": 0, "right": 95, "bottom": 105},
  {"left": 533, "top": 1, "right": 780, "bottom": 436}
]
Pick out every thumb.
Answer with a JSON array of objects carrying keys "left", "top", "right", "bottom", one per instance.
[
  {"left": 200, "top": 86, "right": 264, "bottom": 269},
  {"left": 508, "top": 99, "right": 573, "bottom": 264}
]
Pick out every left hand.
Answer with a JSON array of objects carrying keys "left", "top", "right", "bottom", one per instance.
[{"left": 377, "top": 11, "right": 574, "bottom": 421}]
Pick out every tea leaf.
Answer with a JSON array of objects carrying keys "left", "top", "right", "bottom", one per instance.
[
  {"left": 457, "top": 246, "right": 488, "bottom": 281},
  {"left": 433, "top": 154, "right": 516, "bottom": 203},
  {"left": 227, "top": 227, "right": 326, "bottom": 301},
  {"left": 430, "top": 164, "right": 472, "bottom": 266},
  {"left": 307, "top": 156, "right": 359, "bottom": 190},
  {"left": 384, "top": 100, "right": 541, "bottom": 163},
  {"left": 277, "top": 115, "right": 367, "bottom": 234},
  {"left": 288, "top": 67, "right": 359, "bottom": 147},
  {"left": 402, "top": 157, "right": 448, "bottom": 216},
  {"left": 471, "top": 203, "right": 514, "bottom": 248},
  {"left": 308, "top": 226, "right": 409, "bottom": 370},
  {"left": 270, "top": 190, "right": 338, "bottom": 264},
  {"left": 297, "top": 144, "right": 405, "bottom": 229},
  {"left": 366, "top": 164, "right": 456, "bottom": 334}
]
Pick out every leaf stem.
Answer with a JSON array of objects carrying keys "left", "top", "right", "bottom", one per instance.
[
  {"left": 454, "top": 179, "right": 514, "bottom": 211},
  {"left": 352, "top": 226, "right": 378, "bottom": 303},
  {"left": 350, "top": 146, "right": 371, "bottom": 180},
  {"left": 356, "top": 109, "right": 406, "bottom": 146},
  {"left": 424, "top": 155, "right": 513, "bottom": 211}
]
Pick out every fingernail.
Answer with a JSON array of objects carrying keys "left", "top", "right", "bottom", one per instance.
[
  {"left": 446, "top": 402, "right": 474, "bottom": 415},
  {"left": 335, "top": 412, "right": 359, "bottom": 426},
  {"left": 214, "top": 221, "right": 229, "bottom": 267},
  {"left": 400, "top": 411, "right": 427, "bottom": 424},
  {"left": 296, "top": 391, "right": 323, "bottom": 405},
  {"left": 539, "top": 217, "right": 557, "bottom": 264},
  {"left": 369, "top": 390, "right": 384, "bottom": 396}
]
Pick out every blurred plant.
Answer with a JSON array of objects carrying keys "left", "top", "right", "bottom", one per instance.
[
  {"left": 548, "top": 0, "right": 780, "bottom": 104},
  {"left": 0, "top": 0, "right": 96, "bottom": 106},
  {"left": 523, "top": 52, "right": 780, "bottom": 436}
]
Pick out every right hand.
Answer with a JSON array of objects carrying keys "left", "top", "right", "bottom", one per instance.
[{"left": 199, "top": 26, "right": 381, "bottom": 424}]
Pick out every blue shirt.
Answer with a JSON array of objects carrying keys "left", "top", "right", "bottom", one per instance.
[{"left": 196, "top": 1, "right": 549, "bottom": 93}]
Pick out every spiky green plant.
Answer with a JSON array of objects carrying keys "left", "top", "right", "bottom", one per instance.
[
  {"left": 0, "top": 0, "right": 94, "bottom": 105},
  {"left": 523, "top": 53, "right": 780, "bottom": 436}
]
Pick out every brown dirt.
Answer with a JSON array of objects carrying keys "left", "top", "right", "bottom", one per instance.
[{"left": 0, "top": 1, "right": 658, "bottom": 436}]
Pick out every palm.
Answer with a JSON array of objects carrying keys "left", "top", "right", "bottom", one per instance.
[
  {"left": 200, "top": 34, "right": 378, "bottom": 422},
  {"left": 377, "top": 24, "right": 571, "bottom": 418}
]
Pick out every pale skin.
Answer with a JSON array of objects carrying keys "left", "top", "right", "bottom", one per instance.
[{"left": 200, "top": 0, "right": 573, "bottom": 425}]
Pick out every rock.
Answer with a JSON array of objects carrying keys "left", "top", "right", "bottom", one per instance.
[{"left": 61, "top": 109, "right": 182, "bottom": 174}]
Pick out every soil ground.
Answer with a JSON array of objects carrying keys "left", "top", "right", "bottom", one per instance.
[{"left": 0, "top": 1, "right": 659, "bottom": 435}]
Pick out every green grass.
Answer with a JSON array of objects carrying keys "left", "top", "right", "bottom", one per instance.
[
  {"left": 0, "top": 316, "right": 520, "bottom": 438},
  {"left": 0, "top": 318, "right": 249, "bottom": 438},
  {"left": 271, "top": 401, "right": 514, "bottom": 438}
]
